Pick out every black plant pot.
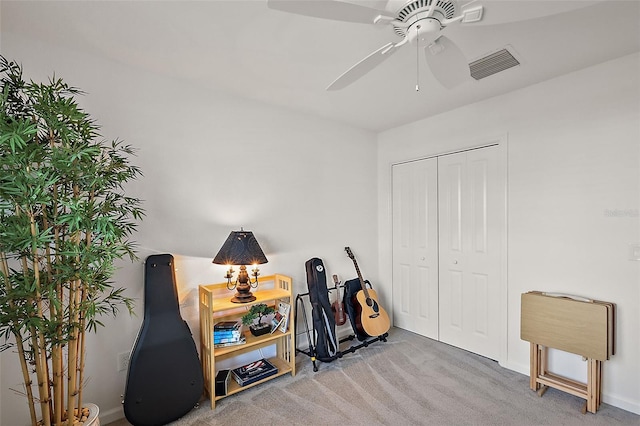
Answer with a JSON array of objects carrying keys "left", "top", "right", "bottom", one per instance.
[{"left": 249, "top": 324, "right": 270, "bottom": 337}]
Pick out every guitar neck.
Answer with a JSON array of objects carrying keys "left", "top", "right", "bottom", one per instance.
[
  {"left": 332, "top": 274, "right": 341, "bottom": 297},
  {"left": 345, "top": 247, "right": 370, "bottom": 299}
]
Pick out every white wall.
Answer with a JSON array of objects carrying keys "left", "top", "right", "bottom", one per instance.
[
  {"left": 2, "top": 2, "right": 639, "bottom": 423},
  {"left": 377, "top": 53, "right": 640, "bottom": 414},
  {"left": 0, "top": 34, "right": 378, "bottom": 426}
]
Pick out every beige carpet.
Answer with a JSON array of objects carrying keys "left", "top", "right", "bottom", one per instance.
[{"left": 110, "top": 327, "right": 639, "bottom": 425}]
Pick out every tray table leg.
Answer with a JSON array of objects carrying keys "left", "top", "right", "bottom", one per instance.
[{"left": 530, "top": 343, "right": 539, "bottom": 391}]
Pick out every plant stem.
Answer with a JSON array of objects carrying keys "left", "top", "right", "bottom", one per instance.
[
  {"left": 42, "top": 197, "right": 64, "bottom": 426},
  {"left": 23, "top": 208, "right": 52, "bottom": 426},
  {"left": 66, "top": 184, "right": 81, "bottom": 425},
  {"left": 1, "top": 252, "right": 38, "bottom": 425}
]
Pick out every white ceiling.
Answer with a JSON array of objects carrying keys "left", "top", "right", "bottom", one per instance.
[{"left": 3, "top": 0, "right": 640, "bottom": 132}]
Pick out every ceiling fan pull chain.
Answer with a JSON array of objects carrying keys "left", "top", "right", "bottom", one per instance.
[{"left": 415, "top": 24, "right": 420, "bottom": 91}]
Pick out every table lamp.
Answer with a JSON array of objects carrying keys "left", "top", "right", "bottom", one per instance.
[{"left": 212, "top": 228, "right": 268, "bottom": 303}]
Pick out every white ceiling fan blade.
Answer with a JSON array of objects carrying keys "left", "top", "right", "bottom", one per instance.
[
  {"left": 327, "top": 42, "right": 401, "bottom": 91},
  {"left": 267, "top": 0, "right": 394, "bottom": 24},
  {"left": 424, "top": 36, "right": 469, "bottom": 89}
]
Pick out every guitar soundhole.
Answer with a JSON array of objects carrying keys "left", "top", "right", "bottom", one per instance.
[{"left": 366, "top": 298, "right": 379, "bottom": 313}]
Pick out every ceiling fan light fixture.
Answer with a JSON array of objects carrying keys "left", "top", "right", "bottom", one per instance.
[{"left": 428, "top": 40, "right": 445, "bottom": 55}]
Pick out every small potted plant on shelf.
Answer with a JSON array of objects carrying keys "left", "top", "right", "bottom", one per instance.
[{"left": 241, "top": 304, "right": 275, "bottom": 336}]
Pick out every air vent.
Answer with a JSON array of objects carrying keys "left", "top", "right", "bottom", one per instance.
[{"left": 469, "top": 48, "right": 520, "bottom": 80}]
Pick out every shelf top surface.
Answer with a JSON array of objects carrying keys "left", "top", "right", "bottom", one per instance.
[{"left": 211, "top": 288, "right": 290, "bottom": 311}]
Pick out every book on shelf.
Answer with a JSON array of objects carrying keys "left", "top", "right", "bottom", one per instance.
[
  {"left": 214, "top": 319, "right": 242, "bottom": 330},
  {"left": 276, "top": 301, "right": 291, "bottom": 333},
  {"left": 214, "top": 336, "right": 246, "bottom": 348},
  {"left": 213, "top": 329, "right": 242, "bottom": 339},
  {"left": 214, "top": 335, "right": 243, "bottom": 344},
  {"left": 231, "top": 358, "right": 278, "bottom": 386}
]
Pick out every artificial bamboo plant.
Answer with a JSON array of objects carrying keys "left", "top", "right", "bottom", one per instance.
[{"left": 0, "top": 56, "right": 144, "bottom": 425}]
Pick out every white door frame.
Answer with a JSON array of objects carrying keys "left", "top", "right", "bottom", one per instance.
[{"left": 389, "top": 136, "right": 508, "bottom": 366}]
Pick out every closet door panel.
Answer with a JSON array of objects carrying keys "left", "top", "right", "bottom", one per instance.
[
  {"left": 392, "top": 159, "right": 439, "bottom": 339},
  {"left": 438, "top": 147, "right": 501, "bottom": 361}
]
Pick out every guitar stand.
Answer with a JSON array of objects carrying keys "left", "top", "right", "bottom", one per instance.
[{"left": 295, "top": 286, "right": 388, "bottom": 372}]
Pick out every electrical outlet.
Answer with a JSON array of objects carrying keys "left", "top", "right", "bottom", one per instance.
[{"left": 117, "top": 351, "right": 130, "bottom": 372}]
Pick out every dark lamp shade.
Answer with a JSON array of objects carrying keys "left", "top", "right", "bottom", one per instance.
[{"left": 212, "top": 230, "right": 268, "bottom": 266}]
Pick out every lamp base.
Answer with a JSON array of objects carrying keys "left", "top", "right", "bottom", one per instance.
[
  {"left": 231, "top": 292, "right": 257, "bottom": 303},
  {"left": 230, "top": 266, "right": 258, "bottom": 303}
]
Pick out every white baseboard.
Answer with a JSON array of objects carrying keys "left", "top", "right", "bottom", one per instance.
[
  {"left": 501, "top": 359, "right": 529, "bottom": 377},
  {"left": 99, "top": 405, "right": 125, "bottom": 425},
  {"left": 600, "top": 394, "right": 640, "bottom": 415}
]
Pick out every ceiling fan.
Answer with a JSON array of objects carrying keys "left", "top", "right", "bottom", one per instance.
[
  {"left": 267, "top": 0, "right": 487, "bottom": 90},
  {"left": 267, "top": 0, "right": 601, "bottom": 90}
]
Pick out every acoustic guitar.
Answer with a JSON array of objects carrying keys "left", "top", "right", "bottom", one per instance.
[{"left": 345, "top": 247, "right": 390, "bottom": 337}]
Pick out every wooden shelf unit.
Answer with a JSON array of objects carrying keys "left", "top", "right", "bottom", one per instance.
[{"left": 199, "top": 274, "right": 295, "bottom": 409}]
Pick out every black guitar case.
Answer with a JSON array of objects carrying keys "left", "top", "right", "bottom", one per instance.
[
  {"left": 123, "top": 254, "right": 204, "bottom": 426},
  {"left": 304, "top": 258, "right": 338, "bottom": 360}
]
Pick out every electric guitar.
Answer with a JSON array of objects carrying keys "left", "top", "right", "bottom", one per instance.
[{"left": 345, "top": 247, "right": 390, "bottom": 337}]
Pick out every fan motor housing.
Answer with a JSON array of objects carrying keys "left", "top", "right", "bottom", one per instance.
[
  {"left": 404, "top": 15, "right": 443, "bottom": 45},
  {"left": 390, "top": 0, "right": 458, "bottom": 38},
  {"left": 389, "top": 0, "right": 458, "bottom": 20}
]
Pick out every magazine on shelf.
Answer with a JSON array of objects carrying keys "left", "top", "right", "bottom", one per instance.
[
  {"left": 231, "top": 358, "right": 278, "bottom": 386},
  {"left": 270, "top": 311, "right": 285, "bottom": 334},
  {"left": 276, "top": 301, "right": 290, "bottom": 333}
]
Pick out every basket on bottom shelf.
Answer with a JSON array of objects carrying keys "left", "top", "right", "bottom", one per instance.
[{"left": 232, "top": 358, "right": 278, "bottom": 386}]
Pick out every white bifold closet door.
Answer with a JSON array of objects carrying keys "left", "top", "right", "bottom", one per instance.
[
  {"left": 437, "top": 146, "right": 501, "bottom": 360},
  {"left": 392, "top": 145, "right": 501, "bottom": 360},
  {"left": 392, "top": 157, "right": 439, "bottom": 339}
]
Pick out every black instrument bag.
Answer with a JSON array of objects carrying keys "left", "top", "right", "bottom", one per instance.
[
  {"left": 304, "top": 258, "right": 338, "bottom": 360},
  {"left": 123, "top": 254, "right": 204, "bottom": 426}
]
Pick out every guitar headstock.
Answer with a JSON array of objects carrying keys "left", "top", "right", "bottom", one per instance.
[{"left": 344, "top": 246, "right": 354, "bottom": 260}]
